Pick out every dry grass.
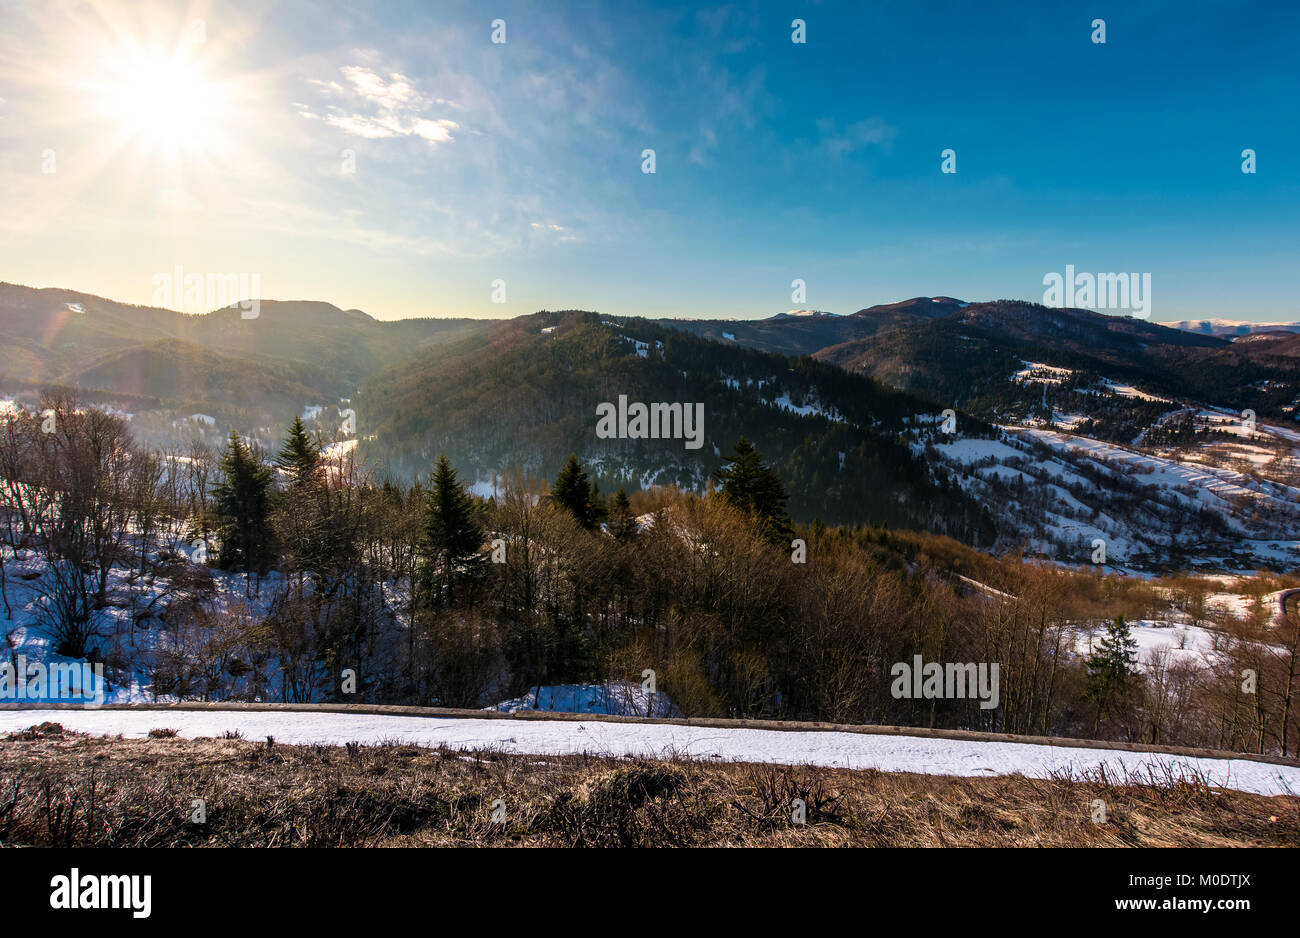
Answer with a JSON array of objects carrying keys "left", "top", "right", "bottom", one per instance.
[{"left": 0, "top": 723, "right": 1295, "bottom": 847}]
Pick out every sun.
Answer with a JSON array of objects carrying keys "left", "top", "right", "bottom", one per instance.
[{"left": 94, "top": 47, "right": 231, "bottom": 159}]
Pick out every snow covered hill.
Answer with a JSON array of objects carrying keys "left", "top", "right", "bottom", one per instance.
[
  {"left": 4, "top": 707, "right": 1296, "bottom": 796},
  {"left": 911, "top": 418, "right": 1300, "bottom": 569}
]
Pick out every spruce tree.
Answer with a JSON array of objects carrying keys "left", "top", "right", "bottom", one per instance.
[
  {"left": 272, "top": 418, "right": 333, "bottom": 579},
  {"left": 712, "top": 437, "right": 793, "bottom": 546},
  {"left": 607, "top": 487, "right": 637, "bottom": 540},
  {"left": 213, "top": 431, "right": 273, "bottom": 576},
  {"left": 1085, "top": 615, "right": 1140, "bottom": 730},
  {"left": 588, "top": 478, "right": 607, "bottom": 526},
  {"left": 552, "top": 454, "right": 595, "bottom": 529},
  {"left": 425, "top": 454, "right": 483, "bottom": 606},
  {"left": 274, "top": 416, "right": 320, "bottom": 487}
]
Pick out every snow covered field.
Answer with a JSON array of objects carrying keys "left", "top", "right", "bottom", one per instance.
[
  {"left": 489, "top": 681, "right": 680, "bottom": 717},
  {"left": 4, "top": 708, "right": 1297, "bottom": 797}
]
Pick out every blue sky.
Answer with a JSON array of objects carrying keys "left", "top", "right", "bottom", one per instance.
[{"left": 1, "top": 0, "right": 1296, "bottom": 321}]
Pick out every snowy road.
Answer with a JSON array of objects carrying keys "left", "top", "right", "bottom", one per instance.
[{"left": 4, "top": 708, "right": 1299, "bottom": 797}]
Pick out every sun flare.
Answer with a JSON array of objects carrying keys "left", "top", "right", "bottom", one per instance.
[{"left": 94, "top": 48, "right": 230, "bottom": 157}]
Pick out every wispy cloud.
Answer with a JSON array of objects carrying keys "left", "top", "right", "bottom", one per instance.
[
  {"left": 530, "top": 221, "right": 580, "bottom": 244},
  {"left": 301, "top": 65, "right": 459, "bottom": 144},
  {"left": 817, "top": 117, "right": 898, "bottom": 160}
]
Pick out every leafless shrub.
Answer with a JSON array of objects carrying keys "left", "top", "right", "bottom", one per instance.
[{"left": 734, "top": 763, "right": 846, "bottom": 827}]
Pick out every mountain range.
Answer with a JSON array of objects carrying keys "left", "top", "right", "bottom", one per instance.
[
  {"left": 4, "top": 281, "right": 1299, "bottom": 569},
  {"left": 0, "top": 282, "right": 488, "bottom": 423},
  {"left": 1164, "top": 318, "right": 1300, "bottom": 338}
]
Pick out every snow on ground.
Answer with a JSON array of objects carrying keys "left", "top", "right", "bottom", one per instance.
[
  {"left": 912, "top": 419, "right": 1300, "bottom": 567},
  {"left": 3, "top": 708, "right": 1295, "bottom": 796},
  {"left": 1009, "top": 362, "right": 1169, "bottom": 402},
  {"left": 488, "top": 681, "right": 680, "bottom": 717},
  {"left": 320, "top": 438, "right": 358, "bottom": 460},
  {"left": 1260, "top": 421, "right": 1300, "bottom": 445},
  {"left": 769, "top": 393, "right": 842, "bottom": 422},
  {"left": 1012, "top": 361, "right": 1074, "bottom": 385},
  {"left": 0, "top": 543, "right": 310, "bottom": 705},
  {"left": 1014, "top": 426, "right": 1300, "bottom": 521},
  {"left": 1156, "top": 409, "right": 1300, "bottom": 475},
  {"left": 625, "top": 337, "right": 662, "bottom": 358},
  {"left": 1091, "top": 378, "right": 1170, "bottom": 403},
  {"left": 1268, "top": 588, "right": 1300, "bottom": 626},
  {"left": 1072, "top": 620, "right": 1222, "bottom": 671},
  {"left": 931, "top": 437, "right": 1024, "bottom": 464},
  {"left": 955, "top": 575, "right": 1016, "bottom": 601},
  {"left": 1051, "top": 411, "right": 1088, "bottom": 431},
  {"left": 1206, "top": 443, "right": 1278, "bottom": 467},
  {"left": 1205, "top": 591, "right": 1257, "bottom": 620}
]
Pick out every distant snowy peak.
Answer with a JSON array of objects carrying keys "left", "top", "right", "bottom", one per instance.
[
  {"left": 778, "top": 309, "right": 839, "bottom": 318},
  {"left": 1165, "top": 318, "right": 1300, "bottom": 338}
]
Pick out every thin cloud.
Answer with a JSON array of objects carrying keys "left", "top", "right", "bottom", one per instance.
[
  {"left": 303, "top": 65, "right": 459, "bottom": 145},
  {"left": 818, "top": 117, "right": 899, "bottom": 160}
]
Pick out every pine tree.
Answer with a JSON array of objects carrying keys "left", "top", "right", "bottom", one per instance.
[
  {"left": 607, "top": 487, "right": 637, "bottom": 540},
  {"left": 213, "top": 431, "right": 273, "bottom": 576},
  {"left": 588, "top": 478, "right": 607, "bottom": 526},
  {"left": 425, "top": 454, "right": 484, "bottom": 607},
  {"left": 712, "top": 437, "right": 793, "bottom": 546},
  {"left": 552, "top": 454, "right": 595, "bottom": 529},
  {"left": 272, "top": 417, "right": 335, "bottom": 580},
  {"left": 1085, "top": 615, "right": 1139, "bottom": 731},
  {"left": 274, "top": 416, "right": 320, "bottom": 487}
]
